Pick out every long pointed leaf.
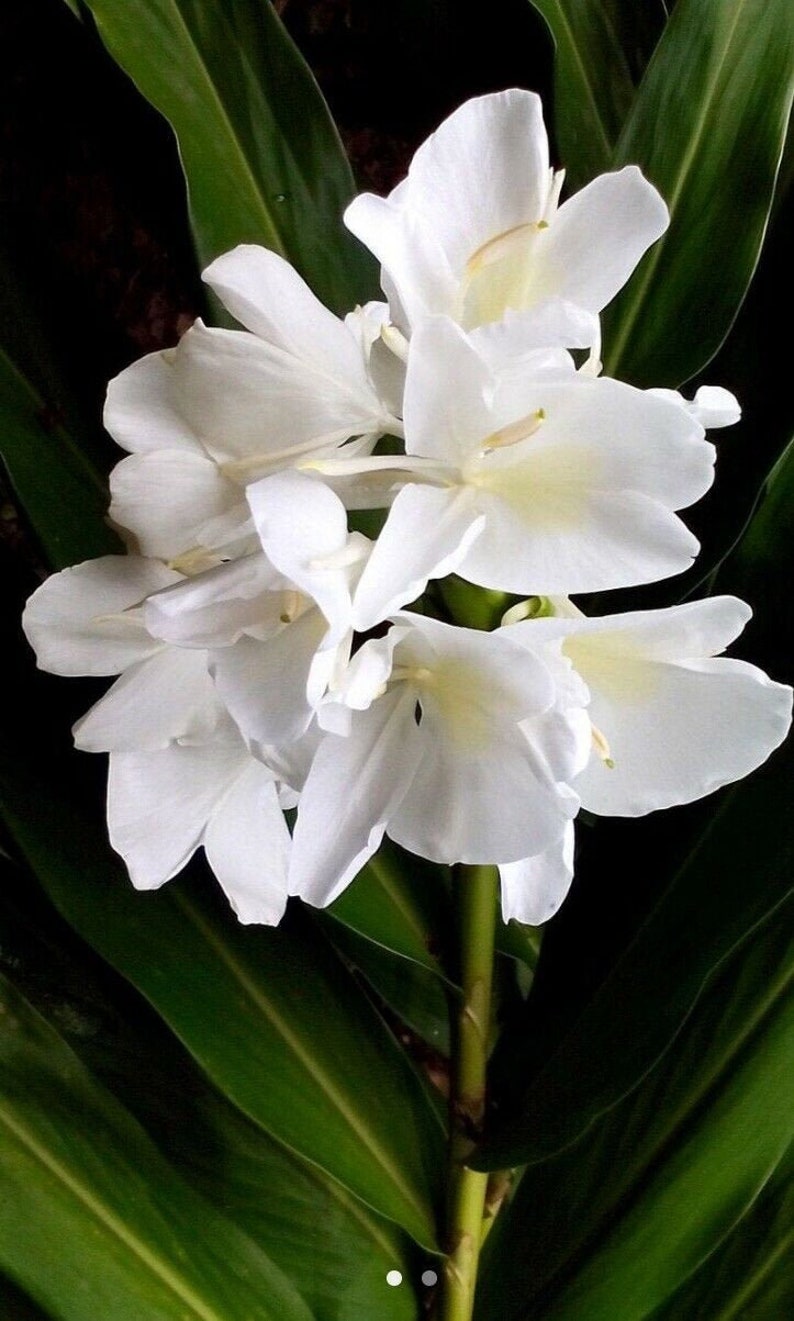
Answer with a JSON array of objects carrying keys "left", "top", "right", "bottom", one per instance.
[
  {"left": 0, "top": 975, "right": 313, "bottom": 1321},
  {"left": 603, "top": 0, "right": 794, "bottom": 386}
]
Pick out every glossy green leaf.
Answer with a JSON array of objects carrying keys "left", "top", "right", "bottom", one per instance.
[
  {"left": 648, "top": 1140, "right": 794, "bottom": 1321},
  {"left": 477, "top": 894, "right": 794, "bottom": 1319},
  {"left": 527, "top": 0, "right": 639, "bottom": 186},
  {"left": 329, "top": 843, "right": 454, "bottom": 979},
  {"left": 0, "top": 860, "right": 425, "bottom": 1321},
  {"left": 0, "top": 678, "right": 443, "bottom": 1249},
  {"left": 328, "top": 916, "right": 453, "bottom": 1057},
  {"left": 0, "top": 975, "right": 313, "bottom": 1321},
  {"left": 603, "top": 0, "right": 794, "bottom": 387},
  {"left": 78, "top": 0, "right": 376, "bottom": 312}
]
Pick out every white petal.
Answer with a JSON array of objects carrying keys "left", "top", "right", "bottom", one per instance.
[
  {"left": 691, "top": 385, "right": 741, "bottom": 429},
  {"left": 351, "top": 485, "right": 485, "bottom": 631},
  {"left": 470, "top": 301, "right": 598, "bottom": 361},
  {"left": 204, "top": 245, "right": 367, "bottom": 385},
  {"left": 107, "top": 735, "right": 247, "bottom": 889},
  {"left": 247, "top": 471, "right": 353, "bottom": 636},
  {"left": 22, "top": 556, "right": 180, "bottom": 676},
  {"left": 387, "top": 615, "right": 577, "bottom": 864},
  {"left": 577, "top": 656, "right": 792, "bottom": 816},
  {"left": 104, "top": 350, "right": 201, "bottom": 454},
  {"left": 172, "top": 320, "right": 386, "bottom": 464},
  {"left": 204, "top": 760, "right": 290, "bottom": 925},
  {"left": 145, "top": 555, "right": 285, "bottom": 648},
  {"left": 402, "top": 316, "right": 494, "bottom": 463},
  {"left": 459, "top": 484, "right": 701, "bottom": 595},
  {"left": 289, "top": 688, "right": 422, "bottom": 907},
  {"left": 344, "top": 192, "right": 458, "bottom": 329},
  {"left": 211, "top": 607, "right": 329, "bottom": 748},
  {"left": 109, "top": 450, "right": 242, "bottom": 561},
  {"left": 499, "top": 822, "right": 575, "bottom": 925},
  {"left": 540, "top": 166, "right": 669, "bottom": 312},
  {"left": 73, "top": 648, "right": 219, "bottom": 752}
]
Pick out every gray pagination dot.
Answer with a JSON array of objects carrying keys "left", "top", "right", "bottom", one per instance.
[{"left": 422, "top": 1269, "right": 439, "bottom": 1286}]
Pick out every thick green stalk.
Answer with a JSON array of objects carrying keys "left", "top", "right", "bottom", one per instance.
[{"left": 441, "top": 864, "right": 499, "bottom": 1321}]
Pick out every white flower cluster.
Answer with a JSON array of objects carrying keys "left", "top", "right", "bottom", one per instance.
[{"left": 23, "top": 91, "right": 792, "bottom": 927}]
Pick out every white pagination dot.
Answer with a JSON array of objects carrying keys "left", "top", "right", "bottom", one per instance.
[
  {"left": 422, "top": 1269, "right": 439, "bottom": 1286},
  {"left": 386, "top": 1270, "right": 403, "bottom": 1287}
]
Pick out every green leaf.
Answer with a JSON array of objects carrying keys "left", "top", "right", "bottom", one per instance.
[
  {"left": 527, "top": 0, "right": 640, "bottom": 186},
  {"left": 0, "top": 710, "right": 443, "bottom": 1250},
  {"left": 78, "top": 0, "right": 376, "bottom": 312},
  {"left": 0, "top": 241, "right": 118, "bottom": 569},
  {"left": 0, "top": 859, "right": 425, "bottom": 1321},
  {"left": 329, "top": 843, "right": 454, "bottom": 978},
  {"left": 0, "top": 974, "right": 313, "bottom": 1321},
  {"left": 603, "top": 0, "right": 794, "bottom": 387},
  {"left": 477, "top": 895, "right": 794, "bottom": 1320},
  {"left": 648, "top": 1140, "right": 794, "bottom": 1321}
]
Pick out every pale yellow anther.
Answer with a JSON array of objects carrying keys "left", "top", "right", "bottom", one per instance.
[
  {"left": 482, "top": 409, "right": 545, "bottom": 454},
  {"left": 591, "top": 723, "right": 615, "bottom": 769},
  {"left": 168, "top": 546, "right": 221, "bottom": 576},
  {"left": 465, "top": 222, "right": 538, "bottom": 280},
  {"left": 279, "top": 589, "right": 302, "bottom": 625}
]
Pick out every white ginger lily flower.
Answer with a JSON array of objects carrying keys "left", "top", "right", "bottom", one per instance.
[
  {"left": 314, "top": 315, "right": 715, "bottom": 623},
  {"left": 107, "top": 713, "right": 291, "bottom": 925},
  {"left": 104, "top": 245, "right": 402, "bottom": 569},
  {"left": 143, "top": 472, "right": 373, "bottom": 753},
  {"left": 288, "top": 612, "right": 591, "bottom": 909},
  {"left": 505, "top": 595, "right": 793, "bottom": 816},
  {"left": 344, "top": 88, "right": 667, "bottom": 341},
  {"left": 22, "top": 556, "right": 291, "bottom": 923}
]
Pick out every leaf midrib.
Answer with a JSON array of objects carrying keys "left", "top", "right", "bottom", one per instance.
[
  {"left": 176, "top": 895, "right": 435, "bottom": 1240},
  {"left": 94, "top": 1, "right": 287, "bottom": 258},
  {"left": 0, "top": 1102, "right": 226, "bottom": 1321}
]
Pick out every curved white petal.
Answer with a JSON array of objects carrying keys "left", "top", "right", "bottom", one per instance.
[
  {"left": 204, "top": 760, "right": 290, "bottom": 925},
  {"left": 247, "top": 471, "right": 354, "bottom": 637},
  {"left": 211, "top": 607, "right": 329, "bottom": 748},
  {"left": 351, "top": 485, "right": 485, "bottom": 631},
  {"left": 204, "top": 245, "right": 367, "bottom": 385},
  {"left": 22, "top": 556, "right": 180, "bottom": 676},
  {"left": 577, "top": 655, "right": 792, "bottom": 816},
  {"left": 386, "top": 614, "right": 578, "bottom": 863},
  {"left": 499, "top": 822, "right": 575, "bottom": 925},
  {"left": 104, "top": 350, "right": 201, "bottom": 455},
  {"left": 540, "top": 166, "right": 669, "bottom": 313},
  {"left": 470, "top": 301, "right": 598, "bottom": 361},
  {"left": 289, "top": 687, "right": 422, "bottom": 907},
  {"left": 107, "top": 733, "right": 248, "bottom": 889},
  {"left": 73, "top": 647, "right": 219, "bottom": 752},
  {"left": 109, "top": 450, "right": 242, "bottom": 562},
  {"left": 145, "top": 554, "right": 286, "bottom": 649},
  {"left": 458, "top": 485, "right": 701, "bottom": 595},
  {"left": 402, "top": 316, "right": 494, "bottom": 463},
  {"left": 172, "top": 320, "right": 388, "bottom": 464}
]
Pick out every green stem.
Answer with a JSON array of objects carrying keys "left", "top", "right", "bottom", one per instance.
[{"left": 441, "top": 864, "right": 499, "bottom": 1321}]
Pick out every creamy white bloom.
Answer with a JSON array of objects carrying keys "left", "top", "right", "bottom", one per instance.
[
  {"left": 344, "top": 89, "right": 667, "bottom": 338},
  {"left": 22, "top": 554, "right": 292, "bottom": 923},
  {"left": 104, "top": 245, "right": 402, "bottom": 569},
  {"left": 505, "top": 595, "right": 793, "bottom": 816},
  {"left": 143, "top": 472, "right": 372, "bottom": 752},
  {"left": 288, "top": 612, "right": 590, "bottom": 907},
  {"left": 108, "top": 714, "right": 291, "bottom": 925},
  {"left": 314, "top": 316, "right": 715, "bottom": 622}
]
